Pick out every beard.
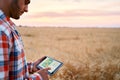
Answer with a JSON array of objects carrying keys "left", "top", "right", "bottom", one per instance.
[{"left": 9, "top": 0, "right": 21, "bottom": 19}]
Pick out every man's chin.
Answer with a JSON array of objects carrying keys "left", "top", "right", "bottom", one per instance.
[{"left": 11, "top": 16, "right": 20, "bottom": 20}]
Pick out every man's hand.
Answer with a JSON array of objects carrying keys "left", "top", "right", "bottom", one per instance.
[
  {"left": 37, "top": 68, "right": 51, "bottom": 80},
  {"left": 32, "top": 56, "right": 46, "bottom": 72}
]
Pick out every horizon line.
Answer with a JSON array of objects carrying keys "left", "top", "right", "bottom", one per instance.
[{"left": 17, "top": 25, "right": 120, "bottom": 28}]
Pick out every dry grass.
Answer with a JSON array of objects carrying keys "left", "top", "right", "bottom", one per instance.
[{"left": 17, "top": 27, "right": 120, "bottom": 80}]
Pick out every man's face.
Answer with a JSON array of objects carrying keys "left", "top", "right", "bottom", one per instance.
[{"left": 9, "top": 0, "right": 30, "bottom": 19}]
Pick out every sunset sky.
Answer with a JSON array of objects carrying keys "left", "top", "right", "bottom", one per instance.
[{"left": 13, "top": 0, "right": 120, "bottom": 27}]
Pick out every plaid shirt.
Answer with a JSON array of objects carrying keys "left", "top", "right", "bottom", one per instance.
[{"left": 0, "top": 10, "right": 42, "bottom": 80}]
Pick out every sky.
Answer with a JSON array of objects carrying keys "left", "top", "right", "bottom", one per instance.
[{"left": 12, "top": 0, "right": 120, "bottom": 27}]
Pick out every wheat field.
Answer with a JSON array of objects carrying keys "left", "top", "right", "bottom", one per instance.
[{"left": 17, "top": 27, "right": 120, "bottom": 80}]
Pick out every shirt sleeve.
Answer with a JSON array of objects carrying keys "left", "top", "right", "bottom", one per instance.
[{"left": 0, "top": 31, "right": 9, "bottom": 79}]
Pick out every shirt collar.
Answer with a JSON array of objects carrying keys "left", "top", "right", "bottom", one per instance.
[
  {"left": 0, "top": 9, "right": 10, "bottom": 21},
  {"left": 0, "top": 9, "right": 16, "bottom": 30},
  {"left": 0, "top": 10, "right": 5, "bottom": 19},
  {"left": 0, "top": 10, "right": 3, "bottom": 16}
]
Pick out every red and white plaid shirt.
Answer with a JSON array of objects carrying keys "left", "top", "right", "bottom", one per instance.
[{"left": 0, "top": 10, "right": 42, "bottom": 80}]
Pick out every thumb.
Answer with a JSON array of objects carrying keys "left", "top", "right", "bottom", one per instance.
[{"left": 38, "top": 56, "right": 46, "bottom": 63}]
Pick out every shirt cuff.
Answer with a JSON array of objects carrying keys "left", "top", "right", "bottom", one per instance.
[
  {"left": 34, "top": 73, "right": 43, "bottom": 80},
  {"left": 27, "top": 62, "right": 34, "bottom": 73}
]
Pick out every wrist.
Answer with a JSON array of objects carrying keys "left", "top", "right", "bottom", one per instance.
[
  {"left": 30, "top": 62, "right": 34, "bottom": 72},
  {"left": 27, "top": 62, "right": 34, "bottom": 73}
]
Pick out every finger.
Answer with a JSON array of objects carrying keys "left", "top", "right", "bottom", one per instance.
[
  {"left": 38, "top": 56, "right": 46, "bottom": 62},
  {"left": 35, "top": 56, "right": 47, "bottom": 66},
  {"left": 45, "top": 67, "right": 51, "bottom": 71}
]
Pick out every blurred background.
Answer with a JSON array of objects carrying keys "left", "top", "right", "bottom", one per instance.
[{"left": 15, "top": 0, "right": 120, "bottom": 80}]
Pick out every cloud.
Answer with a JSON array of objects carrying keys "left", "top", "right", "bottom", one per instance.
[
  {"left": 28, "top": 9, "right": 120, "bottom": 18},
  {"left": 99, "top": 1, "right": 120, "bottom": 9},
  {"left": 53, "top": 0, "right": 81, "bottom": 2},
  {"left": 74, "top": 0, "right": 81, "bottom": 2}
]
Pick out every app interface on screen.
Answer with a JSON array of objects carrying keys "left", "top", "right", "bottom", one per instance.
[{"left": 38, "top": 57, "right": 61, "bottom": 73}]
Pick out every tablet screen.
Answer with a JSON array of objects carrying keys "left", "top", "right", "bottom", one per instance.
[{"left": 37, "top": 57, "right": 62, "bottom": 74}]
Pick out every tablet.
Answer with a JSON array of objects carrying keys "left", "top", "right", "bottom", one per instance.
[{"left": 37, "top": 56, "right": 63, "bottom": 76}]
